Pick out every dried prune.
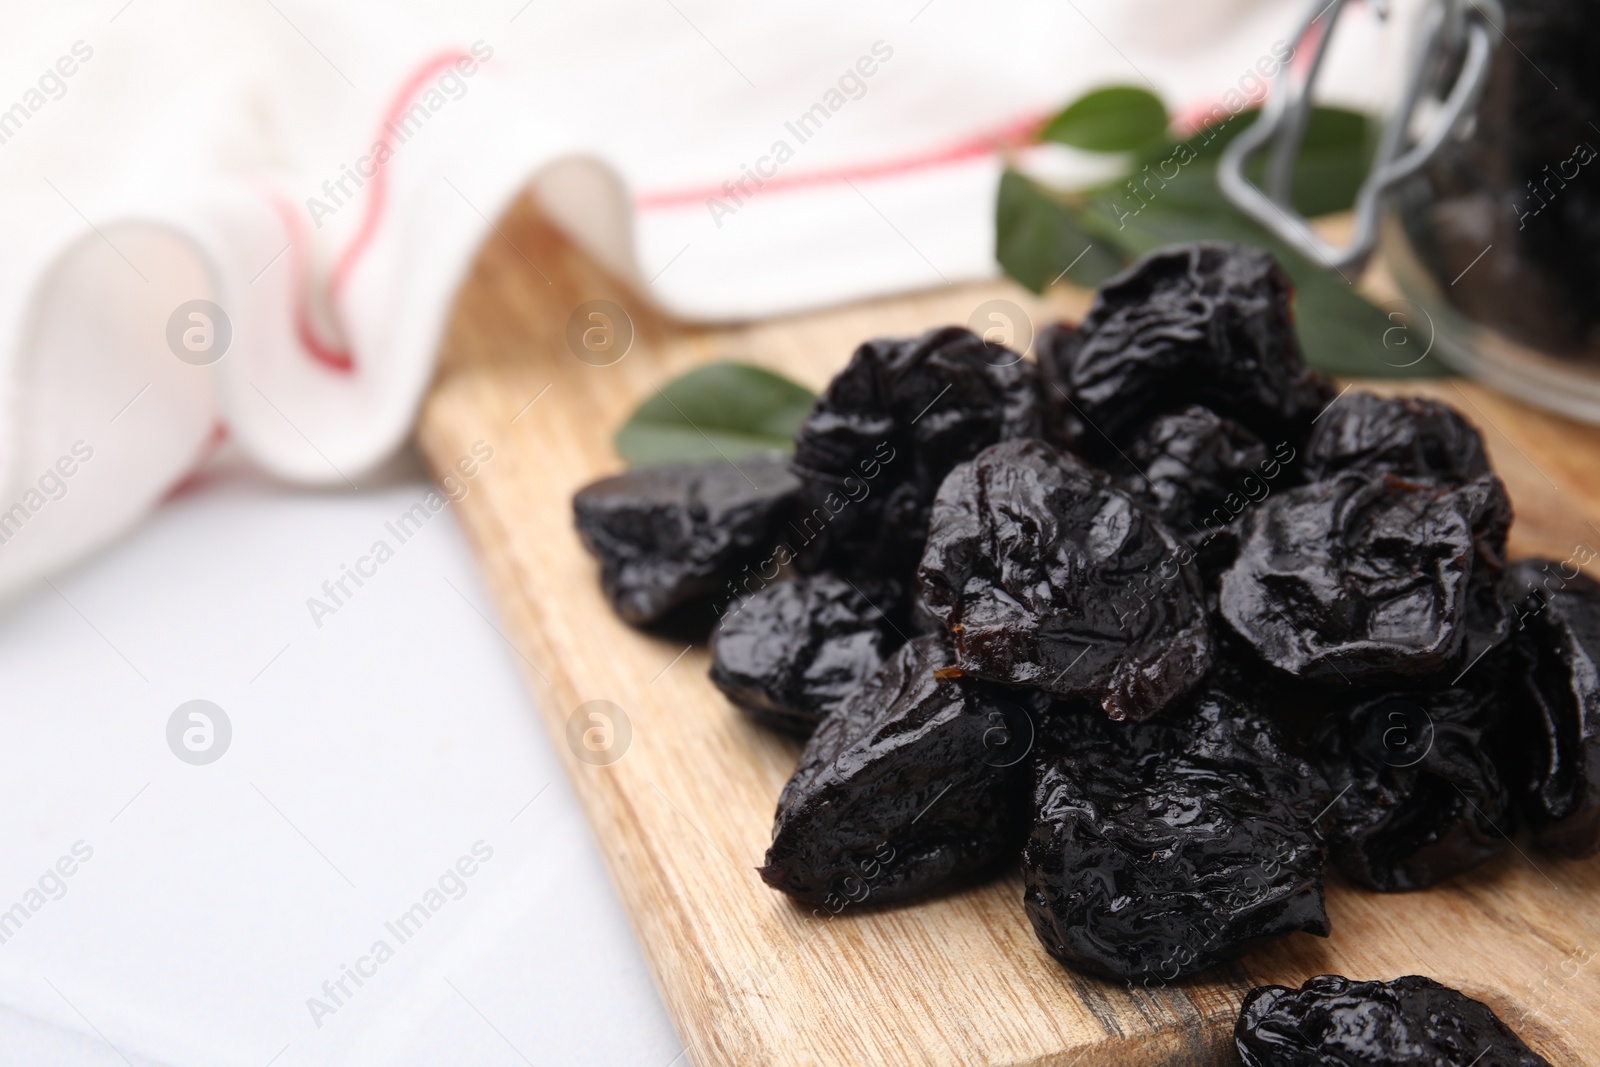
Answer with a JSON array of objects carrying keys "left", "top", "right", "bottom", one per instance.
[
  {"left": 1039, "top": 243, "right": 1333, "bottom": 449},
  {"left": 1501, "top": 558, "right": 1600, "bottom": 857},
  {"left": 1304, "top": 392, "right": 1490, "bottom": 484},
  {"left": 760, "top": 634, "right": 1033, "bottom": 908},
  {"left": 573, "top": 454, "right": 798, "bottom": 626},
  {"left": 1456, "top": 560, "right": 1516, "bottom": 685},
  {"left": 1033, "top": 320, "right": 1088, "bottom": 447},
  {"left": 709, "top": 573, "right": 901, "bottom": 736},
  {"left": 1219, "top": 472, "right": 1512, "bottom": 683},
  {"left": 1314, "top": 682, "right": 1514, "bottom": 892},
  {"left": 1236, "top": 973, "right": 1551, "bottom": 1066},
  {"left": 918, "top": 438, "right": 1212, "bottom": 722},
  {"left": 1023, "top": 683, "right": 1330, "bottom": 983},
  {"left": 790, "top": 326, "right": 1042, "bottom": 581},
  {"left": 1115, "top": 405, "right": 1298, "bottom": 570},
  {"left": 1202, "top": 636, "right": 1341, "bottom": 745}
]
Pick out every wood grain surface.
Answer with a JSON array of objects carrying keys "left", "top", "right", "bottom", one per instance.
[{"left": 416, "top": 197, "right": 1600, "bottom": 1066}]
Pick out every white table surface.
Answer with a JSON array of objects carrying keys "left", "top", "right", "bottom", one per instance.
[{"left": 0, "top": 447, "right": 681, "bottom": 1067}]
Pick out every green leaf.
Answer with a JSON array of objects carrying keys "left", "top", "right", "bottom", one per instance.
[
  {"left": 1035, "top": 100, "right": 1372, "bottom": 228},
  {"left": 614, "top": 361, "right": 817, "bottom": 467},
  {"left": 995, "top": 170, "right": 1128, "bottom": 293},
  {"left": 1267, "top": 106, "right": 1373, "bottom": 217},
  {"left": 1040, "top": 87, "right": 1169, "bottom": 153},
  {"left": 1125, "top": 106, "right": 1374, "bottom": 218},
  {"left": 1003, "top": 92, "right": 1443, "bottom": 379}
]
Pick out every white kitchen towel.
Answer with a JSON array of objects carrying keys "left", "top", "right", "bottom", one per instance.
[{"left": 0, "top": 0, "right": 1413, "bottom": 601}]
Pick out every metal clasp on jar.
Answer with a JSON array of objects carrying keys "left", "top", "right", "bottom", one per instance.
[{"left": 1217, "top": 0, "right": 1502, "bottom": 274}]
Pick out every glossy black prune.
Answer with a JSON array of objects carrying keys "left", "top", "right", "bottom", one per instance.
[
  {"left": 709, "top": 573, "right": 902, "bottom": 737},
  {"left": 1458, "top": 565, "right": 1515, "bottom": 680},
  {"left": 1236, "top": 973, "right": 1551, "bottom": 1066},
  {"left": 1218, "top": 472, "right": 1512, "bottom": 683},
  {"left": 790, "top": 326, "right": 1042, "bottom": 581},
  {"left": 1314, "top": 682, "right": 1514, "bottom": 892},
  {"left": 1023, "top": 684, "right": 1330, "bottom": 983},
  {"left": 1116, "top": 405, "right": 1297, "bottom": 570},
  {"left": 1123, "top": 406, "right": 1270, "bottom": 513},
  {"left": 1033, "top": 320, "right": 1088, "bottom": 447},
  {"left": 1202, "top": 635, "right": 1342, "bottom": 745},
  {"left": 1501, "top": 558, "right": 1600, "bottom": 857},
  {"left": 918, "top": 438, "right": 1212, "bottom": 722},
  {"left": 573, "top": 454, "right": 798, "bottom": 626},
  {"left": 1039, "top": 243, "right": 1333, "bottom": 449},
  {"left": 760, "top": 634, "right": 1033, "bottom": 908},
  {"left": 1304, "top": 391, "right": 1490, "bottom": 484}
]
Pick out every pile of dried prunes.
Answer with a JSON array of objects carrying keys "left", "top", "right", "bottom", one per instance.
[{"left": 575, "top": 243, "right": 1589, "bottom": 1060}]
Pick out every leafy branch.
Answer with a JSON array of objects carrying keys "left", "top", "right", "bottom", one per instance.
[{"left": 997, "top": 86, "right": 1447, "bottom": 379}]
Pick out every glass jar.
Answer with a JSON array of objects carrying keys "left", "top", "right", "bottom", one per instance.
[
  {"left": 1385, "top": 0, "right": 1600, "bottom": 422},
  {"left": 1219, "top": 0, "right": 1600, "bottom": 424}
]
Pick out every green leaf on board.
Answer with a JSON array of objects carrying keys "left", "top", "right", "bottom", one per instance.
[
  {"left": 614, "top": 361, "right": 818, "bottom": 467},
  {"left": 995, "top": 171, "right": 1127, "bottom": 293},
  {"left": 1040, "top": 86, "right": 1169, "bottom": 153}
]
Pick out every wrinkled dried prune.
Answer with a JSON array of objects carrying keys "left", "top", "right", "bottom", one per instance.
[
  {"left": 918, "top": 438, "right": 1212, "bottom": 721},
  {"left": 709, "top": 573, "right": 902, "bottom": 736},
  {"left": 1219, "top": 472, "right": 1512, "bottom": 683},
  {"left": 1458, "top": 566, "right": 1515, "bottom": 685},
  {"left": 1202, "top": 635, "right": 1341, "bottom": 745},
  {"left": 1023, "top": 683, "right": 1330, "bottom": 983},
  {"left": 1501, "top": 558, "right": 1600, "bottom": 857},
  {"left": 1314, "top": 682, "right": 1514, "bottom": 891},
  {"left": 573, "top": 454, "right": 798, "bottom": 626},
  {"left": 760, "top": 634, "right": 1032, "bottom": 908},
  {"left": 1122, "top": 406, "right": 1271, "bottom": 519},
  {"left": 790, "top": 326, "right": 1042, "bottom": 581},
  {"left": 1236, "top": 973, "right": 1551, "bottom": 1066},
  {"left": 1304, "top": 392, "right": 1490, "bottom": 484},
  {"left": 1039, "top": 243, "right": 1333, "bottom": 449},
  {"left": 1033, "top": 320, "right": 1088, "bottom": 447},
  {"left": 1116, "top": 405, "right": 1298, "bottom": 571}
]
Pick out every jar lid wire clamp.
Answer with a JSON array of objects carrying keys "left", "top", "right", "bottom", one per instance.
[{"left": 1217, "top": 0, "right": 1503, "bottom": 276}]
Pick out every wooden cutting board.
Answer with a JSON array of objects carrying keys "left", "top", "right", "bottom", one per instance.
[{"left": 416, "top": 197, "right": 1600, "bottom": 1066}]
